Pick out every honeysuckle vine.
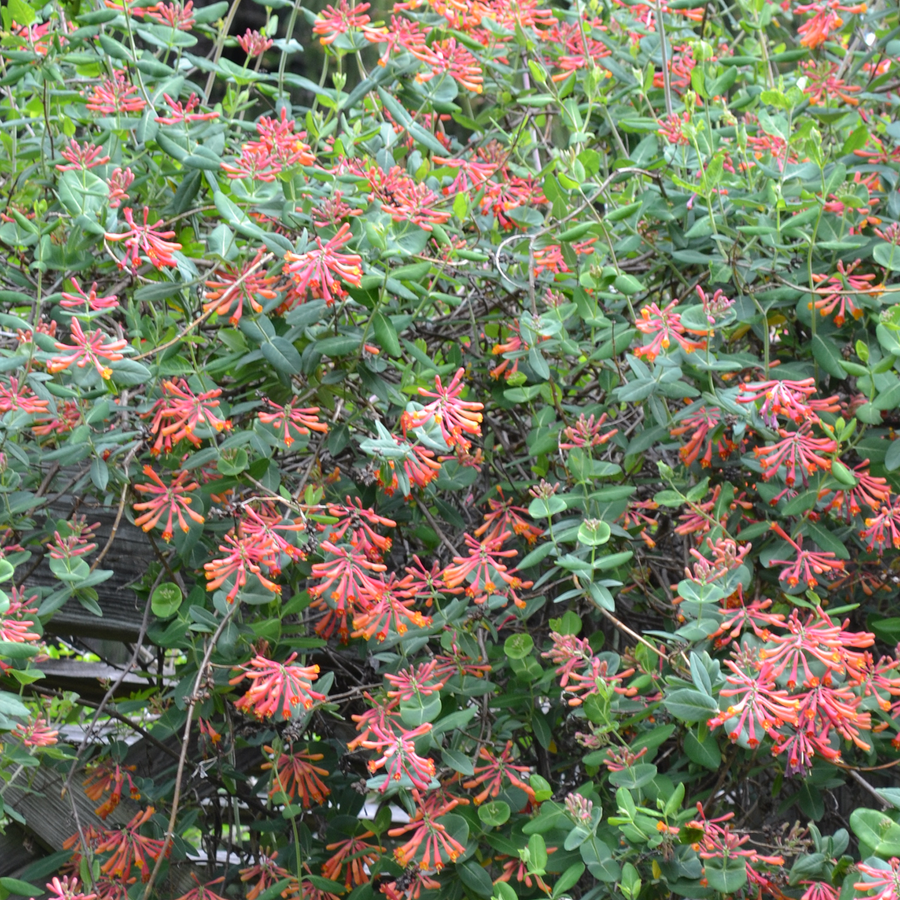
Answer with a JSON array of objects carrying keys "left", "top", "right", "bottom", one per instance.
[{"left": 4, "top": 0, "right": 900, "bottom": 899}]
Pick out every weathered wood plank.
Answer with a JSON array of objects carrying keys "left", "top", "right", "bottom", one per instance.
[
  {"left": 33, "top": 496, "right": 158, "bottom": 641},
  {"left": 0, "top": 823, "right": 41, "bottom": 877},
  {"left": 4, "top": 760, "right": 196, "bottom": 894}
]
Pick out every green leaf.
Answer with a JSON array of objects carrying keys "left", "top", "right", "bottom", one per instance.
[
  {"left": 457, "top": 860, "right": 494, "bottom": 896},
  {"left": 478, "top": 801, "right": 511, "bottom": 828},
  {"left": 0, "top": 878, "right": 43, "bottom": 897},
  {"left": 504, "top": 634, "right": 534, "bottom": 660},
  {"left": 442, "top": 748, "right": 475, "bottom": 776},
  {"left": 875, "top": 242, "right": 900, "bottom": 272},
  {"left": 553, "top": 862, "right": 585, "bottom": 898},
  {"left": 704, "top": 857, "right": 747, "bottom": 893},
  {"left": 8, "top": 0, "right": 36, "bottom": 26},
  {"left": 530, "top": 774, "right": 552, "bottom": 802},
  {"left": 884, "top": 440, "right": 900, "bottom": 472},
  {"left": 663, "top": 688, "right": 718, "bottom": 722},
  {"left": 261, "top": 336, "right": 303, "bottom": 374},
  {"left": 851, "top": 808, "right": 900, "bottom": 857},
  {"left": 684, "top": 728, "right": 721, "bottom": 770},
  {"left": 151, "top": 582, "right": 183, "bottom": 619},
  {"left": 577, "top": 519, "right": 611, "bottom": 546},
  {"left": 399, "top": 693, "right": 441, "bottom": 727},
  {"left": 608, "top": 763, "right": 658, "bottom": 789},
  {"left": 372, "top": 312, "right": 401, "bottom": 356}
]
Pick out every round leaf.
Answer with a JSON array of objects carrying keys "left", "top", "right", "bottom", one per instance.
[
  {"left": 478, "top": 800, "right": 511, "bottom": 828},
  {"left": 151, "top": 582, "right": 184, "bottom": 619},
  {"left": 504, "top": 634, "right": 534, "bottom": 660}
]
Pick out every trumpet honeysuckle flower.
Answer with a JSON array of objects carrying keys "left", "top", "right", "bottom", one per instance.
[
  {"left": 237, "top": 28, "right": 273, "bottom": 56},
  {"left": 85, "top": 71, "right": 146, "bottom": 115},
  {"left": 132, "top": 466, "right": 205, "bottom": 541},
  {"left": 47, "top": 319, "right": 128, "bottom": 380},
  {"left": 262, "top": 745, "right": 330, "bottom": 805},
  {"left": 388, "top": 790, "right": 467, "bottom": 869},
  {"left": 145, "top": 378, "right": 231, "bottom": 455},
  {"left": 204, "top": 250, "right": 281, "bottom": 325},
  {"left": 230, "top": 653, "right": 326, "bottom": 719},
  {"left": 753, "top": 422, "right": 837, "bottom": 487},
  {"left": 258, "top": 399, "right": 328, "bottom": 447},
  {"left": 105, "top": 206, "right": 182, "bottom": 271},
  {"left": 461, "top": 741, "right": 535, "bottom": 804},
  {"left": 283, "top": 223, "right": 363, "bottom": 304},
  {"left": 94, "top": 807, "right": 169, "bottom": 881}
]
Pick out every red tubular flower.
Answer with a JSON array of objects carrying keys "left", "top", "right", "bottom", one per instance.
[
  {"left": 384, "top": 661, "right": 446, "bottom": 701},
  {"left": 0, "top": 588, "right": 39, "bottom": 644},
  {"left": 145, "top": 379, "right": 231, "bottom": 455},
  {"left": 670, "top": 406, "right": 735, "bottom": 467},
  {"left": 106, "top": 167, "right": 134, "bottom": 209},
  {"left": 221, "top": 144, "right": 282, "bottom": 182},
  {"left": 237, "top": 28, "right": 274, "bottom": 56},
  {"left": 752, "top": 422, "right": 837, "bottom": 486},
  {"left": 313, "top": 0, "right": 371, "bottom": 43},
  {"left": 360, "top": 721, "right": 436, "bottom": 791},
  {"left": 14, "top": 716, "right": 59, "bottom": 748},
  {"left": 861, "top": 499, "right": 900, "bottom": 553},
  {"left": 442, "top": 531, "right": 518, "bottom": 603},
  {"left": 56, "top": 139, "right": 110, "bottom": 171},
  {"left": 203, "top": 250, "right": 281, "bottom": 325},
  {"left": 822, "top": 459, "right": 890, "bottom": 520},
  {"left": 173, "top": 875, "right": 228, "bottom": 900},
  {"left": 94, "top": 808, "right": 169, "bottom": 882},
  {"left": 230, "top": 653, "right": 326, "bottom": 719},
  {"left": 404, "top": 367, "right": 483, "bottom": 450},
  {"left": 0, "top": 377, "right": 49, "bottom": 414},
  {"left": 795, "top": 0, "right": 867, "bottom": 48},
  {"left": 416, "top": 37, "right": 483, "bottom": 92},
  {"left": 154, "top": 92, "right": 219, "bottom": 125},
  {"left": 802, "top": 883, "right": 840, "bottom": 900},
  {"left": 84, "top": 760, "right": 140, "bottom": 819},
  {"left": 560, "top": 412, "right": 618, "bottom": 451},
  {"left": 308, "top": 541, "right": 387, "bottom": 640},
  {"left": 474, "top": 487, "right": 544, "bottom": 545},
  {"left": 262, "top": 745, "right": 331, "bottom": 805},
  {"left": 203, "top": 533, "right": 282, "bottom": 601},
  {"left": 240, "top": 852, "right": 290, "bottom": 900},
  {"left": 47, "top": 319, "right": 128, "bottom": 380},
  {"left": 145, "top": 0, "right": 195, "bottom": 27},
  {"left": 657, "top": 111, "right": 690, "bottom": 145},
  {"left": 85, "top": 71, "right": 146, "bottom": 114},
  {"left": 105, "top": 207, "right": 182, "bottom": 271},
  {"left": 258, "top": 399, "right": 328, "bottom": 447},
  {"left": 323, "top": 497, "right": 395, "bottom": 559},
  {"left": 388, "top": 790, "right": 467, "bottom": 870},
  {"left": 362, "top": 164, "right": 451, "bottom": 231},
  {"left": 283, "top": 223, "right": 363, "bottom": 304},
  {"left": 707, "top": 660, "right": 800, "bottom": 747},
  {"left": 634, "top": 300, "right": 707, "bottom": 361},
  {"left": 350, "top": 576, "right": 431, "bottom": 642},
  {"left": 132, "top": 466, "right": 205, "bottom": 541},
  {"left": 462, "top": 741, "right": 535, "bottom": 804},
  {"left": 768, "top": 523, "right": 845, "bottom": 591},
  {"left": 322, "top": 832, "right": 384, "bottom": 890},
  {"left": 810, "top": 259, "right": 880, "bottom": 326},
  {"left": 45, "top": 877, "right": 98, "bottom": 900},
  {"left": 736, "top": 377, "right": 839, "bottom": 426},
  {"left": 758, "top": 604, "right": 866, "bottom": 688}
]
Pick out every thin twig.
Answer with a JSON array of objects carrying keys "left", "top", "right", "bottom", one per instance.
[
  {"left": 134, "top": 253, "right": 274, "bottom": 361},
  {"left": 140, "top": 606, "right": 238, "bottom": 900}
]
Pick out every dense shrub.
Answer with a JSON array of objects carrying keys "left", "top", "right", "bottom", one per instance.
[{"left": 2, "top": 0, "right": 900, "bottom": 899}]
